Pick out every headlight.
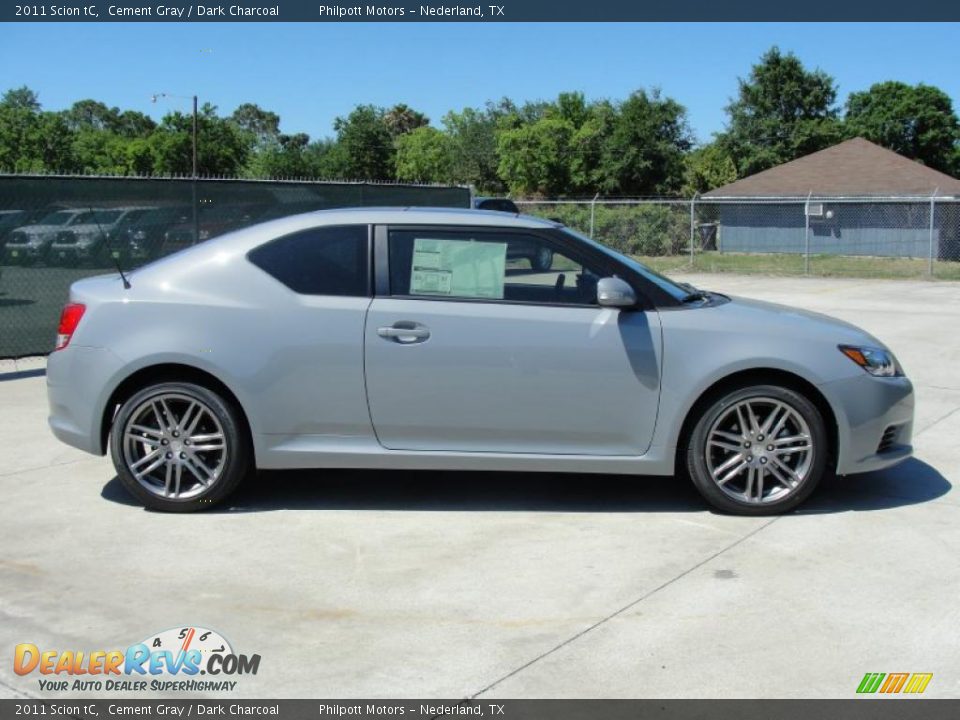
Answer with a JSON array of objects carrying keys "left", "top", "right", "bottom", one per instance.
[{"left": 839, "top": 345, "right": 903, "bottom": 377}]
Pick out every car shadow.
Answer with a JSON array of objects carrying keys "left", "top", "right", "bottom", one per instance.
[{"left": 100, "top": 457, "right": 951, "bottom": 514}]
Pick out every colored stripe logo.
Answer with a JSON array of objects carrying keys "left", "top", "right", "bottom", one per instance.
[{"left": 857, "top": 672, "right": 932, "bottom": 694}]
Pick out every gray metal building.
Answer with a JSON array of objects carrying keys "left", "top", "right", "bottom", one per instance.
[{"left": 702, "top": 138, "right": 960, "bottom": 259}]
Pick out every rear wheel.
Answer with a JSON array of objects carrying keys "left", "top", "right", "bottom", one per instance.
[
  {"left": 110, "top": 382, "right": 250, "bottom": 512},
  {"left": 685, "top": 384, "right": 827, "bottom": 515}
]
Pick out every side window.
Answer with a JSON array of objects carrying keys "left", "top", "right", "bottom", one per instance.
[
  {"left": 389, "top": 229, "right": 603, "bottom": 306},
  {"left": 249, "top": 225, "right": 369, "bottom": 296}
]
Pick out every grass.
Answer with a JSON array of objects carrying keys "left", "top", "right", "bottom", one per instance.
[{"left": 635, "top": 252, "right": 960, "bottom": 281}]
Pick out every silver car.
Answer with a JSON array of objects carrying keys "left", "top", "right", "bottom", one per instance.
[{"left": 47, "top": 208, "right": 914, "bottom": 514}]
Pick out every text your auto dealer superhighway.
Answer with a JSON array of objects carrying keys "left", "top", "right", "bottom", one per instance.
[{"left": 108, "top": 5, "right": 280, "bottom": 16}]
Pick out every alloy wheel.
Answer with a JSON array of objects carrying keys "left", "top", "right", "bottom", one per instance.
[
  {"left": 705, "top": 396, "right": 814, "bottom": 504},
  {"left": 121, "top": 392, "right": 228, "bottom": 500}
]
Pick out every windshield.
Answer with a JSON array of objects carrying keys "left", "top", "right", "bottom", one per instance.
[
  {"left": 560, "top": 227, "right": 692, "bottom": 302},
  {"left": 86, "top": 210, "right": 123, "bottom": 224},
  {"left": 36, "top": 211, "right": 78, "bottom": 226}
]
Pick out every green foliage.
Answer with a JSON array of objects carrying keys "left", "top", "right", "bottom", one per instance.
[
  {"left": 230, "top": 103, "right": 281, "bottom": 143},
  {"left": 244, "top": 133, "right": 314, "bottom": 178},
  {"left": 719, "top": 47, "right": 843, "bottom": 177},
  {"left": 597, "top": 89, "right": 693, "bottom": 195},
  {"left": 442, "top": 103, "right": 508, "bottom": 192},
  {"left": 330, "top": 104, "right": 395, "bottom": 181},
  {"left": 845, "top": 81, "right": 960, "bottom": 174},
  {"left": 2, "top": 52, "right": 957, "bottom": 190},
  {"left": 383, "top": 104, "right": 429, "bottom": 137},
  {"left": 682, "top": 143, "right": 738, "bottom": 195},
  {"left": 395, "top": 126, "right": 453, "bottom": 182},
  {"left": 495, "top": 90, "right": 692, "bottom": 197},
  {"left": 0, "top": 96, "right": 74, "bottom": 172},
  {"left": 526, "top": 202, "right": 690, "bottom": 256},
  {"left": 497, "top": 115, "right": 575, "bottom": 197},
  {"left": 1, "top": 86, "right": 40, "bottom": 111},
  {"left": 149, "top": 104, "right": 249, "bottom": 176}
]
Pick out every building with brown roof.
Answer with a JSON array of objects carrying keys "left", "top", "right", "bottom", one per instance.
[{"left": 701, "top": 138, "right": 959, "bottom": 259}]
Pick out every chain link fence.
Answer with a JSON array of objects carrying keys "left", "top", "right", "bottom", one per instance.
[
  {"left": 3, "top": 181, "right": 959, "bottom": 360},
  {"left": 0, "top": 174, "right": 470, "bottom": 359},
  {"left": 516, "top": 195, "right": 960, "bottom": 281}
]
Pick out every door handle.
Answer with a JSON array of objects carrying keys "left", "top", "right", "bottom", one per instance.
[{"left": 377, "top": 322, "right": 430, "bottom": 344}]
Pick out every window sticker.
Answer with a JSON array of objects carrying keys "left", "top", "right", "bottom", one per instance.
[{"left": 410, "top": 238, "right": 507, "bottom": 299}]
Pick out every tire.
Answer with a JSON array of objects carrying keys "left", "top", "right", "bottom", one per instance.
[
  {"left": 531, "top": 247, "right": 554, "bottom": 272},
  {"left": 110, "top": 381, "right": 251, "bottom": 512},
  {"left": 685, "top": 384, "right": 828, "bottom": 515}
]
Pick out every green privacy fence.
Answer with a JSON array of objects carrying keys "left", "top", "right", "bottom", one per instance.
[{"left": 0, "top": 174, "right": 470, "bottom": 359}]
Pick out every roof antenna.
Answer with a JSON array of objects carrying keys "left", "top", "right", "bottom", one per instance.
[{"left": 88, "top": 206, "right": 131, "bottom": 289}]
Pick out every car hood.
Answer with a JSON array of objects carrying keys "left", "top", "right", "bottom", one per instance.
[
  {"left": 711, "top": 294, "right": 884, "bottom": 347},
  {"left": 63, "top": 223, "right": 106, "bottom": 232},
  {"left": 12, "top": 224, "right": 63, "bottom": 235}
]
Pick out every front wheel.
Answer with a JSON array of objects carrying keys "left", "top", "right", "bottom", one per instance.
[
  {"left": 110, "top": 382, "right": 250, "bottom": 512},
  {"left": 685, "top": 384, "right": 828, "bottom": 515}
]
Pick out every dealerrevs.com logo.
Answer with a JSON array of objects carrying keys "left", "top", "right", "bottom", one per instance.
[{"left": 14, "top": 626, "right": 261, "bottom": 693}]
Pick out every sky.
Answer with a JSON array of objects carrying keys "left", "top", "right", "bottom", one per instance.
[{"left": 1, "top": 22, "right": 958, "bottom": 144}]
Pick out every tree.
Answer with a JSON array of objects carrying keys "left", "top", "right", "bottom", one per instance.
[
  {"left": 113, "top": 110, "right": 156, "bottom": 139},
  {"left": 64, "top": 99, "right": 119, "bottom": 132},
  {"left": 682, "top": 143, "right": 738, "bottom": 195},
  {"left": 0, "top": 88, "right": 75, "bottom": 172},
  {"left": 497, "top": 115, "right": 575, "bottom": 196},
  {"left": 330, "top": 105, "right": 395, "bottom": 181},
  {"left": 383, "top": 104, "right": 429, "bottom": 138},
  {"left": 844, "top": 81, "right": 960, "bottom": 174},
  {"left": 442, "top": 102, "right": 512, "bottom": 192},
  {"left": 596, "top": 89, "right": 693, "bottom": 195},
  {"left": 395, "top": 126, "right": 453, "bottom": 182},
  {"left": 568, "top": 101, "right": 616, "bottom": 194},
  {"left": 302, "top": 138, "right": 343, "bottom": 179},
  {"left": 719, "top": 47, "right": 843, "bottom": 177},
  {"left": 149, "top": 104, "right": 248, "bottom": 176},
  {"left": 245, "top": 132, "right": 313, "bottom": 178},
  {"left": 230, "top": 103, "right": 281, "bottom": 144},
  {"left": 1, "top": 86, "right": 40, "bottom": 112}
]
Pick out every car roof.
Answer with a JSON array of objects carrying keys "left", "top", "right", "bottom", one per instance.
[{"left": 303, "top": 206, "right": 558, "bottom": 229}]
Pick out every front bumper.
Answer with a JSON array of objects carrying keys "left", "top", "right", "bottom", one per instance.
[
  {"left": 50, "top": 243, "right": 97, "bottom": 262},
  {"left": 4, "top": 244, "right": 46, "bottom": 261},
  {"left": 822, "top": 373, "right": 915, "bottom": 475}
]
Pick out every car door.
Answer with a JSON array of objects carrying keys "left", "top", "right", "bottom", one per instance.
[{"left": 364, "top": 226, "right": 663, "bottom": 456}]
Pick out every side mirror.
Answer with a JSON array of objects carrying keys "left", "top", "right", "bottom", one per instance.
[{"left": 597, "top": 276, "right": 637, "bottom": 308}]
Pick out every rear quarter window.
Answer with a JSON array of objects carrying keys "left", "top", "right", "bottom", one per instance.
[{"left": 248, "top": 225, "right": 369, "bottom": 296}]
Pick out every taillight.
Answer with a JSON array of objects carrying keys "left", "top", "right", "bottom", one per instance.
[{"left": 55, "top": 303, "right": 86, "bottom": 351}]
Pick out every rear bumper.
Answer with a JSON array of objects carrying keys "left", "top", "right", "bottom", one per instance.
[
  {"left": 47, "top": 345, "right": 126, "bottom": 455},
  {"left": 823, "top": 374, "right": 915, "bottom": 475}
]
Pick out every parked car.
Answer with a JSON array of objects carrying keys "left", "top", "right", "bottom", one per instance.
[
  {"left": 473, "top": 197, "right": 553, "bottom": 271},
  {"left": 49, "top": 207, "right": 156, "bottom": 267},
  {"left": 0, "top": 210, "right": 46, "bottom": 250},
  {"left": 161, "top": 204, "right": 262, "bottom": 254},
  {"left": 4, "top": 209, "right": 92, "bottom": 265},
  {"left": 118, "top": 206, "right": 191, "bottom": 265},
  {"left": 47, "top": 208, "right": 914, "bottom": 514}
]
